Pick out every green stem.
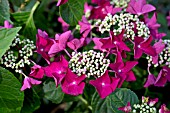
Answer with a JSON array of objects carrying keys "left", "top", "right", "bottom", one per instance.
[
  {"left": 30, "top": 1, "right": 40, "bottom": 16},
  {"left": 78, "top": 96, "right": 92, "bottom": 111},
  {"left": 144, "top": 88, "right": 148, "bottom": 96}
]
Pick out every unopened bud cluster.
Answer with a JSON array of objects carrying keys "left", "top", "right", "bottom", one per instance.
[
  {"left": 97, "top": 13, "right": 150, "bottom": 40},
  {"left": 1, "top": 37, "right": 36, "bottom": 73},
  {"left": 69, "top": 50, "right": 110, "bottom": 78},
  {"left": 147, "top": 40, "right": 170, "bottom": 67},
  {"left": 111, "top": 0, "right": 130, "bottom": 9},
  {"left": 132, "top": 97, "right": 157, "bottom": 113}
]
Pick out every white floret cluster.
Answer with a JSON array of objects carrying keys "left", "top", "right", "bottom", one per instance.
[
  {"left": 69, "top": 50, "right": 110, "bottom": 78},
  {"left": 132, "top": 97, "right": 157, "bottom": 113},
  {"left": 97, "top": 13, "right": 150, "bottom": 40},
  {"left": 147, "top": 40, "right": 170, "bottom": 67},
  {"left": 1, "top": 37, "right": 36, "bottom": 73}
]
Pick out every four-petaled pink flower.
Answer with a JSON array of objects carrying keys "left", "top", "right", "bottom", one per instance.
[
  {"left": 110, "top": 61, "right": 138, "bottom": 87},
  {"left": 152, "top": 39, "right": 165, "bottom": 64},
  {"left": 101, "top": 31, "right": 130, "bottom": 52},
  {"left": 134, "top": 36, "right": 157, "bottom": 59},
  {"left": 44, "top": 55, "right": 68, "bottom": 77},
  {"left": 48, "top": 30, "right": 71, "bottom": 56},
  {"left": 36, "top": 29, "right": 54, "bottom": 64},
  {"left": 79, "top": 16, "right": 92, "bottom": 38},
  {"left": 154, "top": 66, "right": 170, "bottom": 87},
  {"left": 145, "top": 13, "right": 166, "bottom": 39},
  {"left": 21, "top": 76, "right": 41, "bottom": 91},
  {"left": 89, "top": 71, "right": 120, "bottom": 99},
  {"left": 145, "top": 66, "right": 170, "bottom": 87},
  {"left": 67, "top": 37, "right": 85, "bottom": 51},
  {"left": 93, "top": 37, "right": 108, "bottom": 52},
  {"left": 29, "top": 64, "right": 44, "bottom": 79},
  {"left": 61, "top": 68, "right": 86, "bottom": 96},
  {"left": 44, "top": 55, "right": 68, "bottom": 86},
  {"left": 127, "top": 0, "right": 156, "bottom": 16},
  {"left": 144, "top": 74, "right": 156, "bottom": 87}
]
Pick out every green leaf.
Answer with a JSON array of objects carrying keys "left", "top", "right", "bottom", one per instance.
[
  {"left": 21, "top": 88, "right": 41, "bottom": 113},
  {"left": 91, "top": 88, "right": 139, "bottom": 113},
  {"left": 0, "top": 0, "right": 11, "bottom": 25},
  {"left": 11, "top": 12, "right": 31, "bottom": 26},
  {"left": 23, "top": 1, "right": 40, "bottom": 40},
  {"left": 0, "top": 27, "right": 21, "bottom": 59},
  {"left": 59, "top": 0, "right": 86, "bottom": 26},
  {"left": 11, "top": 1, "right": 40, "bottom": 40},
  {"left": 0, "top": 67, "right": 24, "bottom": 113},
  {"left": 43, "top": 81, "right": 64, "bottom": 104}
]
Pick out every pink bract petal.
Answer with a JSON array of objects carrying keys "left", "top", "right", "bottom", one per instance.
[
  {"left": 89, "top": 71, "right": 120, "bottom": 99},
  {"left": 152, "top": 39, "right": 165, "bottom": 64},
  {"left": 29, "top": 64, "right": 44, "bottom": 79},
  {"left": 44, "top": 56, "right": 68, "bottom": 77},
  {"left": 4, "top": 20, "right": 13, "bottom": 28},
  {"left": 144, "top": 74, "right": 156, "bottom": 87},
  {"left": 21, "top": 77, "right": 41, "bottom": 91},
  {"left": 67, "top": 38, "right": 85, "bottom": 51},
  {"left": 118, "top": 102, "right": 132, "bottom": 113},
  {"left": 126, "top": 71, "right": 136, "bottom": 82},
  {"left": 61, "top": 68, "right": 86, "bottom": 96},
  {"left": 127, "top": 0, "right": 155, "bottom": 15},
  {"left": 154, "top": 69, "right": 167, "bottom": 87},
  {"left": 142, "top": 4, "right": 156, "bottom": 14},
  {"left": 134, "top": 36, "right": 156, "bottom": 59},
  {"left": 122, "top": 61, "right": 138, "bottom": 73},
  {"left": 48, "top": 43, "right": 61, "bottom": 55},
  {"left": 36, "top": 29, "right": 54, "bottom": 64},
  {"left": 93, "top": 38, "right": 107, "bottom": 51},
  {"left": 58, "top": 17, "right": 69, "bottom": 32},
  {"left": 59, "top": 30, "right": 71, "bottom": 50},
  {"left": 163, "top": 66, "right": 170, "bottom": 82},
  {"left": 48, "top": 31, "right": 71, "bottom": 55},
  {"left": 148, "top": 98, "right": 158, "bottom": 106},
  {"left": 159, "top": 104, "right": 170, "bottom": 113},
  {"left": 84, "top": 2, "right": 93, "bottom": 13},
  {"left": 79, "top": 16, "right": 92, "bottom": 38}
]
